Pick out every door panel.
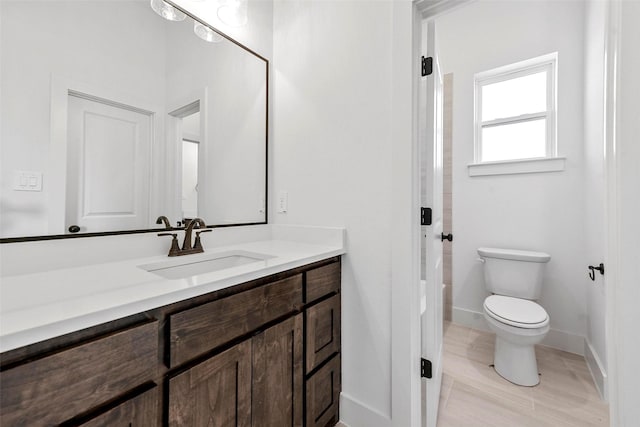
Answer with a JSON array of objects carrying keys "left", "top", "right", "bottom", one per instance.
[
  {"left": 66, "top": 94, "right": 152, "bottom": 233},
  {"left": 420, "top": 21, "right": 444, "bottom": 427}
]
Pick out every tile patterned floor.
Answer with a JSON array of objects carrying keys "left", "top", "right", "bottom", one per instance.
[{"left": 437, "top": 322, "right": 610, "bottom": 427}]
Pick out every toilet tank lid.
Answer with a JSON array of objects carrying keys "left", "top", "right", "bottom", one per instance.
[{"left": 477, "top": 247, "right": 551, "bottom": 262}]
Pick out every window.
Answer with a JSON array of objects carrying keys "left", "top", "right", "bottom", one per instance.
[{"left": 474, "top": 53, "right": 557, "bottom": 164}]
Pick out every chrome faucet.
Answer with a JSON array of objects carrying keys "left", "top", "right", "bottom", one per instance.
[{"left": 158, "top": 217, "right": 211, "bottom": 257}]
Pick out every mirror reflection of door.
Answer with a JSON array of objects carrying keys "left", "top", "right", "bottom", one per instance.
[
  {"left": 174, "top": 107, "right": 201, "bottom": 222},
  {"left": 66, "top": 93, "right": 152, "bottom": 233},
  {"left": 181, "top": 140, "right": 199, "bottom": 219}
]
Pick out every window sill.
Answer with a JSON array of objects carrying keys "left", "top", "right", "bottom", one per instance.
[{"left": 468, "top": 157, "right": 566, "bottom": 177}]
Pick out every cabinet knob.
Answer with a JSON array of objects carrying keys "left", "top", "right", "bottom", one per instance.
[{"left": 68, "top": 225, "right": 80, "bottom": 233}]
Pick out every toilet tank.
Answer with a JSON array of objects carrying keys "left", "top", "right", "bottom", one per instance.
[{"left": 478, "top": 247, "right": 551, "bottom": 299}]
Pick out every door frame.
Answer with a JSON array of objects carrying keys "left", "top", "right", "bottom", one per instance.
[
  {"left": 393, "top": 1, "right": 633, "bottom": 427},
  {"left": 603, "top": 0, "right": 640, "bottom": 424},
  {"left": 166, "top": 87, "right": 208, "bottom": 224},
  {"left": 389, "top": 2, "right": 475, "bottom": 427}
]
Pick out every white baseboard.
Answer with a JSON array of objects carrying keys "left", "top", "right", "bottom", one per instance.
[
  {"left": 452, "top": 306, "right": 491, "bottom": 332},
  {"left": 542, "top": 328, "right": 585, "bottom": 355},
  {"left": 339, "top": 392, "right": 391, "bottom": 427},
  {"left": 452, "top": 307, "right": 585, "bottom": 355},
  {"left": 584, "top": 339, "right": 608, "bottom": 401}
]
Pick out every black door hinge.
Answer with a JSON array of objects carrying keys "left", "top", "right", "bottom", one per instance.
[
  {"left": 422, "top": 56, "right": 433, "bottom": 77},
  {"left": 421, "top": 207, "right": 432, "bottom": 226},
  {"left": 421, "top": 358, "right": 432, "bottom": 379}
]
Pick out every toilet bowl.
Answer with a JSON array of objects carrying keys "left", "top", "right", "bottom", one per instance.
[
  {"left": 478, "top": 247, "right": 551, "bottom": 386},
  {"left": 483, "top": 295, "right": 549, "bottom": 386}
]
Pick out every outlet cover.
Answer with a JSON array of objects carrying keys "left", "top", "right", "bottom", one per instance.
[{"left": 277, "top": 191, "right": 288, "bottom": 213}]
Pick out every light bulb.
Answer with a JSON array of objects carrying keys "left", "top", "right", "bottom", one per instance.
[
  {"left": 194, "top": 21, "right": 223, "bottom": 43},
  {"left": 150, "top": 0, "right": 186, "bottom": 22},
  {"left": 217, "top": 0, "right": 248, "bottom": 27}
]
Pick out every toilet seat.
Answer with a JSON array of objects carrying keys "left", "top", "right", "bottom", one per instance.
[{"left": 484, "top": 295, "right": 549, "bottom": 329}]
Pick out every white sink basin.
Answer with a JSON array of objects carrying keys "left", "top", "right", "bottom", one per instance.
[{"left": 139, "top": 250, "right": 274, "bottom": 280}]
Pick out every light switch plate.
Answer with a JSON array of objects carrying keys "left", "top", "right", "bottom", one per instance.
[{"left": 13, "top": 171, "right": 43, "bottom": 192}]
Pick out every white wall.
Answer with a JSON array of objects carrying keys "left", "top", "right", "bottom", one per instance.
[
  {"left": 582, "top": 0, "right": 608, "bottom": 398},
  {"left": 437, "top": 0, "right": 587, "bottom": 353},
  {"left": 272, "top": 0, "right": 397, "bottom": 424}
]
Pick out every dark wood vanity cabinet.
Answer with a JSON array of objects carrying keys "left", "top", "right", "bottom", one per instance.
[{"left": 0, "top": 257, "right": 341, "bottom": 427}]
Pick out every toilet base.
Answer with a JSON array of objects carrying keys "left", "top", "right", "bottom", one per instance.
[{"left": 493, "top": 335, "right": 540, "bottom": 386}]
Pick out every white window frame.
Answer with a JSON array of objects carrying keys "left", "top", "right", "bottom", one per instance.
[{"left": 473, "top": 52, "right": 558, "bottom": 166}]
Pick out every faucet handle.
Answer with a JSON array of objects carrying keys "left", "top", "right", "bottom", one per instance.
[
  {"left": 158, "top": 233, "right": 181, "bottom": 257},
  {"left": 194, "top": 229, "right": 212, "bottom": 251}
]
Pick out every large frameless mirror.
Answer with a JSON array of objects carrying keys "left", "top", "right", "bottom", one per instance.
[{"left": 0, "top": 0, "right": 268, "bottom": 242}]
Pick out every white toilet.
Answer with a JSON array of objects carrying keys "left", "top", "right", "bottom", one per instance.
[{"left": 478, "top": 247, "right": 551, "bottom": 386}]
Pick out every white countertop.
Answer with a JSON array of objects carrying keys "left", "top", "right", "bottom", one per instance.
[{"left": 0, "top": 229, "right": 345, "bottom": 353}]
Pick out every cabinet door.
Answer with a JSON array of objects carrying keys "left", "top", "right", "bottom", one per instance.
[
  {"left": 306, "top": 354, "right": 341, "bottom": 427},
  {"left": 306, "top": 294, "right": 341, "bottom": 374},
  {"left": 252, "top": 314, "right": 303, "bottom": 427},
  {"left": 80, "top": 387, "right": 158, "bottom": 427},
  {"left": 168, "top": 340, "right": 251, "bottom": 427}
]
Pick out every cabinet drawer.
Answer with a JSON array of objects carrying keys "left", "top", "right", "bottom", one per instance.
[
  {"left": 306, "top": 262, "right": 340, "bottom": 303},
  {"left": 306, "top": 354, "right": 341, "bottom": 427},
  {"left": 169, "top": 274, "right": 303, "bottom": 367},
  {"left": 80, "top": 386, "right": 158, "bottom": 426},
  {"left": 0, "top": 321, "right": 158, "bottom": 426},
  {"left": 306, "top": 294, "right": 341, "bottom": 374}
]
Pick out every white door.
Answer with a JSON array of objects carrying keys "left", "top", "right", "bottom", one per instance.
[
  {"left": 421, "top": 21, "right": 444, "bottom": 427},
  {"left": 66, "top": 94, "right": 152, "bottom": 233}
]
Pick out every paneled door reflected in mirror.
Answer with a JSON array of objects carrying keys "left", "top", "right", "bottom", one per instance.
[
  {"left": 0, "top": 0, "right": 268, "bottom": 241},
  {"left": 65, "top": 93, "right": 153, "bottom": 234}
]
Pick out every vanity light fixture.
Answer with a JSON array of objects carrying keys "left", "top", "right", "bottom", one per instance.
[
  {"left": 217, "top": 0, "right": 248, "bottom": 27},
  {"left": 150, "top": 0, "right": 186, "bottom": 21},
  {"left": 149, "top": 0, "right": 246, "bottom": 41},
  {"left": 194, "top": 21, "right": 223, "bottom": 43}
]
